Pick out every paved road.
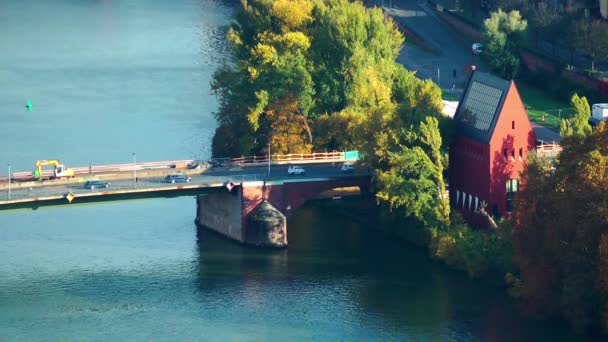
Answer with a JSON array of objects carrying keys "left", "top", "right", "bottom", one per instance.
[
  {"left": 531, "top": 122, "right": 561, "bottom": 143},
  {"left": 387, "top": 1, "right": 489, "bottom": 93},
  {"left": 0, "top": 163, "right": 368, "bottom": 204}
]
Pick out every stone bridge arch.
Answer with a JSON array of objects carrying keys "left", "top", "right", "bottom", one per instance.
[{"left": 196, "top": 176, "right": 372, "bottom": 248}]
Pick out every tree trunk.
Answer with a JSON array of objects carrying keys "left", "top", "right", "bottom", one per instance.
[
  {"left": 479, "top": 206, "right": 499, "bottom": 230},
  {"left": 300, "top": 114, "right": 313, "bottom": 145}
]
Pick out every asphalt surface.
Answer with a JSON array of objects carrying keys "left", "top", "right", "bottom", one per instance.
[
  {"left": 1, "top": 163, "right": 369, "bottom": 203},
  {"left": 388, "top": 1, "right": 489, "bottom": 93},
  {"left": 531, "top": 122, "right": 561, "bottom": 143},
  {"left": 386, "top": 1, "right": 561, "bottom": 142}
]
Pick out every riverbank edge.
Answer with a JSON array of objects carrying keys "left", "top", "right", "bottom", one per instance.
[{"left": 323, "top": 196, "right": 510, "bottom": 285}]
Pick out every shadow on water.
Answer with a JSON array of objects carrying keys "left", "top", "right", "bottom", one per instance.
[{"left": 193, "top": 198, "right": 581, "bottom": 341}]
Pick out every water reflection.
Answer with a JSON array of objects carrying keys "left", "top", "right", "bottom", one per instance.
[{"left": 191, "top": 199, "right": 580, "bottom": 341}]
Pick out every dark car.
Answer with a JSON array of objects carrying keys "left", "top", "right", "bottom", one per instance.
[
  {"left": 208, "top": 158, "right": 228, "bottom": 168},
  {"left": 164, "top": 173, "right": 191, "bottom": 183},
  {"left": 187, "top": 160, "right": 204, "bottom": 169},
  {"left": 84, "top": 180, "right": 110, "bottom": 189}
]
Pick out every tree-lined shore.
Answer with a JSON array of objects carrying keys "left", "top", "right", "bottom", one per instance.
[{"left": 211, "top": 0, "right": 608, "bottom": 335}]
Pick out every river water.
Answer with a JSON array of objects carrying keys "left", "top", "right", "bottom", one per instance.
[{"left": 0, "top": 0, "right": 579, "bottom": 341}]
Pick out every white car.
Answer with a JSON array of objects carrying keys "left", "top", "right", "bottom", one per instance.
[
  {"left": 472, "top": 42, "right": 483, "bottom": 55},
  {"left": 287, "top": 165, "right": 305, "bottom": 175}
]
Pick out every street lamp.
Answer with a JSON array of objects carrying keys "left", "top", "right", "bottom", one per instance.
[
  {"left": 437, "top": 68, "right": 441, "bottom": 88},
  {"left": 132, "top": 152, "right": 136, "bottom": 188},
  {"left": 7, "top": 163, "right": 11, "bottom": 200}
]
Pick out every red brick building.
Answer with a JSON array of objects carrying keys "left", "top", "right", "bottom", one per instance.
[{"left": 449, "top": 71, "right": 536, "bottom": 220}]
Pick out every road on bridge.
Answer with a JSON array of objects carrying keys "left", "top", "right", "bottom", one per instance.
[{"left": 0, "top": 162, "right": 368, "bottom": 205}]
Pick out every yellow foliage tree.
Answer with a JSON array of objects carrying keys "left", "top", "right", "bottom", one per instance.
[
  {"left": 270, "top": 0, "right": 314, "bottom": 32},
  {"left": 264, "top": 95, "right": 313, "bottom": 154}
]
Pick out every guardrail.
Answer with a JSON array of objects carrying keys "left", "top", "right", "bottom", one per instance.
[
  {"left": 229, "top": 151, "right": 345, "bottom": 165},
  {"left": 0, "top": 151, "right": 356, "bottom": 181},
  {"left": 536, "top": 143, "right": 562, "bottom": 153}
]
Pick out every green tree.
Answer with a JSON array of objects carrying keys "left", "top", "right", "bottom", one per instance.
[
  {"left": 211, "top": 0, "right": 316, "bottom": 156},
  {"left": 419, "top": 116, "right": 449, "bottom": 225},
  {"left": 560, "top": 93, "right": 592, "bottom": 139},
  {"left": 376, "top": 117, "right": 450, "bottom": 229},
  {"left": 481, "top": 9, "right": 528, "bottom": 79},
  {"left": 572, "top": 19, "right": 608, "bottom": 72},
  {"left": 309, "top": 0, "right": 403, "bottom": 114},
  {"left": 211, "top": 0, "right": 405, "bottom": 157},
  {"left": 528, "top": 3, "right": 559, "bottom": 48},
  {"left": 377, "top": 145, "right": 446, "bottom": 229}
]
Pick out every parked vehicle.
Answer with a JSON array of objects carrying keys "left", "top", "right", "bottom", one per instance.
[
  {"left": 590, "top": 103, "right": 608, "bottom": 126},
  {"left": 340, "top": 164, "right": 354, "bottom": 173},
  {"left": 84, "top": 180, "right": 110, "bottom": 189},
  {"left": 287, "top": 165, "right": 305, "bottom": 175},
  {"left": 472, "top": 42, "right": 483, "bottom": 55},
  {"left": 187, "top": 160, "right": 204, "bottom": 169},
  {"left": 164, "top": 173, "right": 191, "bottom": 183},
  {"left": 208, "top": 159, "right": 226, "bottom": 168}
]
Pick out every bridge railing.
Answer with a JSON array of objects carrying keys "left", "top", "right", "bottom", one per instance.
[
  {"left": 229, "top": 151, "right": 345, "bottom": 166},
  {"left": 0, "top": 151, "right": 354, "bottom": 181},
  {"left": 4, "top": 160, "right": 194, "bottom": 180}
]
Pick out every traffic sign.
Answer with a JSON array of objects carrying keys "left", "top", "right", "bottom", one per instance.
[{"left": 344, "top": 151, "right": 359, "bottom": 160}]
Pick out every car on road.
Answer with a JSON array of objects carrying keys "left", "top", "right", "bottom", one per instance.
[
  {"left": 187, "top": 160, "right": 204, "bottom": 169},
  {"left": 287, "top": 165, "right": 305, "bottom": 175},
  {"left": 472, "top": 42, "right": 483, "bottom": 55},
  {"left": 164, "top": 173, "right": 191, "bottom": 183},
  {"left": 340, "top": 164, "right": 354, "bottom": 173},
  {"left": 208, "top": 158, "right": 227, "bottom": 168},
  {"left": 84, "top": 180, "right": 110, "bottom": 190}
]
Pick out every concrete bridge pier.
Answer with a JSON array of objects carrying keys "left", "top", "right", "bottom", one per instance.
[{"left": 195, "top": 182, "right": 287, "bottom": 248}]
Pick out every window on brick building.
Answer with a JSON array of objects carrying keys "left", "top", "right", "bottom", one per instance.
[
  {"left": 506, "top": 179, "right": 519, "bottom": 212},
  {"left": 519, "top": 147, "right": 523, "bottom": 160}
]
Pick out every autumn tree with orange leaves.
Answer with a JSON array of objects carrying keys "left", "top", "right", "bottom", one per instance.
[{"left": 512, "top": 123, "right": 608, "bottom": 332}]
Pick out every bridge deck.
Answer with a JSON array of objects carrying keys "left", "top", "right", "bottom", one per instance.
[{"left": 0, "top": 160, "right": 371, "bottom": 209}]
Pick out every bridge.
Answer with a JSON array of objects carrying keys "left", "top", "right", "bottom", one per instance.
[{"left": 0, "top": 152, "right": 372, "bottom": 248}]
